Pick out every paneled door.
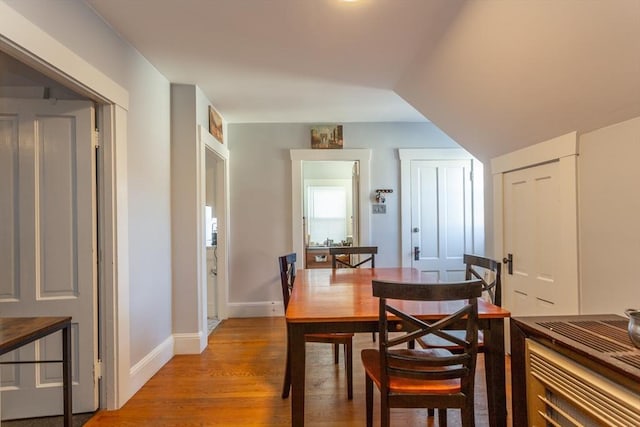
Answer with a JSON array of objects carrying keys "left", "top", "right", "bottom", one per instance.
[
  {"left": 0, "top": 98, "right": 99, "bottom": 418},
  {"left": 502, "top": 161, "right": 579, "bottom": 316},
  {"left": 410, "top": 159, "right": 474, "bottom": 281}
]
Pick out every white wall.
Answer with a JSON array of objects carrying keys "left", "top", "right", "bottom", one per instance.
[
  {"left": 170, "top": 83, "right": 223, "bottom": 351},
  {"left": 3, "top": 0, "right": 173, "bottom": 395},
  {"left": 578, "top": 115, "right": 640, "bottom": 315},
  {"left": 170, "top": 84, "right": 199, "bottom": 337},
  {"left": 227, "top": 122, "right": 460, "bottom": 315}
]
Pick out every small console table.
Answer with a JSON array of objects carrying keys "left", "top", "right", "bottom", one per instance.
[{"left": 0, "top": 317, "right": 72, "bottom": 427}]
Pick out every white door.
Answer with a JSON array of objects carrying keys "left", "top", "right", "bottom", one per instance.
[
  {"left": 410, "top": 159, "right": 474, "bottom": 281},
  {"left": 0, "top": 98, "right": 99, "bottom": 418},
  {"left": 502, "top": 161, "right": 579, "bottom": 316}
]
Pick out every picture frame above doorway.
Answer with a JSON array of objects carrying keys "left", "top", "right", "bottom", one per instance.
[
  {"left": 209, "top": 106, "right": 223, "bottom": 143},
  {"left": 311, "top": 124, "right": 343, "bottom": 149}
]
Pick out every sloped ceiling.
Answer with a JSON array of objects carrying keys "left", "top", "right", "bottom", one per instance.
[
  {"left": 396, "top": 0, "right": 640, "bottom": 161},
  {"left": 81, "top": 0, "right": 640, "bottom": 161}
]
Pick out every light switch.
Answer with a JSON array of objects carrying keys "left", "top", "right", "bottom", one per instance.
[{"left": 372, "top": 204, "right": 386, "bottom": 214}]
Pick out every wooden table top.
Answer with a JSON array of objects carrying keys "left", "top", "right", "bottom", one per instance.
[
  {"left": 0, "top": 317, "right": 72, "bottom": 355},
  {"left": 286, "top": 268, "right": 510, "bottom": 323}
]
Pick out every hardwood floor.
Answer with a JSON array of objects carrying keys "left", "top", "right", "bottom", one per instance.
[{"left": 86, "top": 317, "right": 512, "bottom": 426}]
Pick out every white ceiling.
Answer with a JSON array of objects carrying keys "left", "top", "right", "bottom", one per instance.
[
  {"left": 83, "top": 0, "right": 640, "bottom": 159},
  {"left": 84, "top": 0, "right": 464, "bottom": 123}
]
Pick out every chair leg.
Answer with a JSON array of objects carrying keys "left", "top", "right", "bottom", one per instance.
[
  {"left": 345, "top": 341, "right": 353, "bottom": 400},
  {"left": 334, "top": 343, "right": 339, "bottom": 364},
  {"left": 281, "top": 341, "right": 291, "bottom": 399},
  {"left": 428, "top": 408, "right": 435, "bottom": 417},
  {"left": 365, "top": 374, "right": 373, "bottom": 427},
  {"left": 372, "top": 332, "right": 376, "bottom": 342},
  {"left": 438, "top": 409, "right": 447, "bottom": 427},
  {"left": 462, "top": 395, "right": 475, "bottom": 427},
  {"left": 461, "top": 405, "right": 475, "bottom": 427},
  {"left": 381, "top": 394, "right": 390, "bottom": 427}
]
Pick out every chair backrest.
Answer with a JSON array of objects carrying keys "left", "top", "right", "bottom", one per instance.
[
  {"left": 372, "top": 279, "right": 482, "bottom": 392},
  {"left": 278, "top": 253, "right": 297, "bottom": 310},
  {"left": 329, "top": 246, "right": 377, "bottom": 268},
  {"left": 463, "top": 254, "right": 502, "bottom": 306}
]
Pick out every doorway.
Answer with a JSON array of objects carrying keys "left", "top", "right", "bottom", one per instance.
[
  {"left": 303, "top": 161, "right": 359, "bottom": 268},
  {"left": 204, "top": 149, "right": 219, "bottom": 332},
  {"left": 200, "top": 126, "right": 229, "bottom": 333},
  {"left": 0, "top": 21, "right": 128, "bottom": 411},
  {"left": 290, "top": 149, "right": 371, "bottom": 266}
]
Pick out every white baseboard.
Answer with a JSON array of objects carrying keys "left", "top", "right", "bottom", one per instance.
[
  {"left": 128, "top": 335, "right": 173, "bottom": 398},
  {"left": 173, "top": 331, "right": 207, "bottom": 354},
  {"left": 227, "top": 301, "right": 283, "bottom": 317}
]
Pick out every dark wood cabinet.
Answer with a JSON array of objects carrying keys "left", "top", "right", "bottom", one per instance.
[{"left": 305, "top": 247, "right": 349, "bottom": 269}]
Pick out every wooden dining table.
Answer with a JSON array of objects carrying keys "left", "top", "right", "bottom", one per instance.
[{"left": 285, "top": 267, "right": 511, "bottom": 427}]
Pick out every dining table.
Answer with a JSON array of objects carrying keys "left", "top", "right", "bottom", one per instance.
[{"left": 285, "top": 267, "right": 511, "bottom": 427}]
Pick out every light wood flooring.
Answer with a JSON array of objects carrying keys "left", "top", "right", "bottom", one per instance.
[{"left": 86, "top": 317, "right": 512, "bottom": 426}]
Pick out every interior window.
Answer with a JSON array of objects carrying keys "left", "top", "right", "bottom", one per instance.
[{"left": 308, "top": 186, "right": 347, "bottom": 245}]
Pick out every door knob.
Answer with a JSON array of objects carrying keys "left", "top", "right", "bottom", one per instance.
[{"left": 503, "top": 253, "right": 513, "bottom": 275}]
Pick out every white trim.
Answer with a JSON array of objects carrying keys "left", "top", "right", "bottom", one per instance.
[
  {"left": 290, "top": 149, "right": 371, "bottom": 266},
  {"left": 111, "top": 105, "right": 131, "bottom": 408},
  {"left": 128, "top": 336, "right": 173, "bottom": 398},
  {"left": 0, "top": 7, "right": 132, "bottom": 410},
  {"left": 398, "top": 148, "right": 475, "bottom": 161},
  {"left": 399, "top": 148, "right": 482, "bottom": 268},
  {"left": 200, "top": 125, "right": 229, "bottom": 159},
  {"left": 0, "top": 2, "right": 129, "bottom": 109},
  {"left": 491, "top": 131, "right": 578, "bottom": 174},
  {"left": 99, "top": 104, "right": 130, "bottom": 410},
  {"left": 227, "top": 301, "right": 283, "bottom": 318},
  {"left": 173, "top": 332, "right": 206, "bottom": 354},
  {"left": 198, "top": 125, "right": 229, "bottom": 323}
]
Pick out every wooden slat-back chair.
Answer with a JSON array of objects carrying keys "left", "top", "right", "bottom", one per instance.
[
  {"left": 278, "top": 253, "right": 354, "bottom": 400},
  {"left": 329, "top": 246, "right": 377, "bottom": 269},
  {"left": 361, "top": 279, "right": 482, "bottom": 427}
]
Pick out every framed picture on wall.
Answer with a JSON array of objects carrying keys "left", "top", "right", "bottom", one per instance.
[
  {"left": 209, "top": 106, "right": 223, "bottom": 143},
  {"left": 311, "top": 124, "right": 343, "bottom": 149}
]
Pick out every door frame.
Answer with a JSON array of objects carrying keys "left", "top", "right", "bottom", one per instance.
[
  {"left": 198, "top": 125, "right": 229, "bottom": 328},
  {"left": 290, "top": 149, "right": 371, "bottom": 267},
  {"left": 1, "top": 4, "right": 130, "bottom": 409},
  {"left": 399, "top": 149, "right": 484, "bottom": 268},
  {"left": 491, "top": 132, "right": 579, "bottom": 313}
]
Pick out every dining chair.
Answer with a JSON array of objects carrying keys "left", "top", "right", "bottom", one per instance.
[
  {"left": 278, "top": 253, "right": 354, "bottom": 400},
  {"left": 330, "top": 246, "right": 379, "bottom": 341},
  {"left": 361, "top": 278, "right": 482, "bottom": 427},
  {"left": 418, "top": 254, "right": 501, "bottom": 419},
  {"left": 329, "top": 246, "right": 377, "bottom": 268},
  {"left": 417, "top": 254, "right": 501, "bottom": 350}
]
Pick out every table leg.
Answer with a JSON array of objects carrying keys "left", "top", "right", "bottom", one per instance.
[
  {"left": 484, "top": 319, "right": 507, "bottom": 427},
  {"left": 62, "top": 324, "right": 72, "bottom": 427},
  {"left": 289, "top": 324, "right": 306, "bottom": 427},
  {"left": 509, "top": 320, "right": 528, "bottom": 426}
]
